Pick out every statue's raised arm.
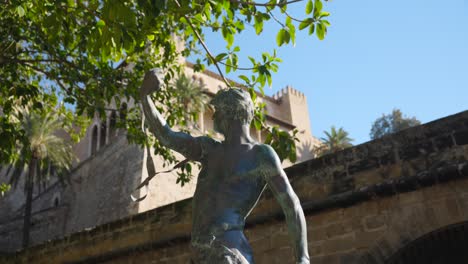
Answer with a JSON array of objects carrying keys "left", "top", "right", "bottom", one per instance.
[{"left": 140, "top": 69, "right": 202, "bottom": 161}]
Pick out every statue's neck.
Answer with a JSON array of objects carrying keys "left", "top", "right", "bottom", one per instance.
[{"left": 223, "top": 123, "right": 253, "bottom": 146}]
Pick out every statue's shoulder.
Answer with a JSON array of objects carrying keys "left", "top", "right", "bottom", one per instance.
[
  {"left": 196, "top": 136, "right": 222, "bottom": 160},
  {"left": 253, "top": 144, "right": 282, "bottom": 168},
  {"left": 254, "top": 143, "right": 277, "bottom": 157}
]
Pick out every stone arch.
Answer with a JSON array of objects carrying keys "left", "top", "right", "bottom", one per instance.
[
  {"left": 119, "top": 103, "right": 127, "bottom": 122},
  {"left": 90, "top": 125, "right": 98, "bottom": 156},
  {"left": 109, "top": 110, "right": 117, "bottom": 139},
  {"left": 360, "top": 192, "right": 468, "bottom": 263},
  {"left": 386, "top": 221, "right": 468, "bottom": 263},
  {"left": 52, "top": 193, "right": 61, "bottom": 208},
  {"left": 100, "top": 121, "right": 107, "bottom": 147}
]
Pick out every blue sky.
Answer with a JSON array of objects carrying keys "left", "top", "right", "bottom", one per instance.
[{"left": 196, "top": 0, "right": 468, "bottom": 144}]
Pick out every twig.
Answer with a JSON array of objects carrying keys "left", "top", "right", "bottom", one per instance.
[
  {"left": 22, "top": 62, "right": 72, "bottom": 95},
  {"left": 217, "top": 60, "right": 255, "bottom": 71},
  {"left": 230, "top": 0, "right": 304, "bottom": 7},
  {"left": 268, "top": 10, "right": 285, "bottom": 27},
  {"left": 174, "top": 0, "right": 232, "bottom": 88},
  {"left": 284, "top": 10, "right": 308, "bottom": 23}
]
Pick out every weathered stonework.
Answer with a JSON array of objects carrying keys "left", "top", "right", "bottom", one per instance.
[{"left": 1, "top": 110, "right": 467, "bottom": 263}]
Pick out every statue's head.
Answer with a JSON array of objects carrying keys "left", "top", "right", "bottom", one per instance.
[{"left": 210, "top": 88, "right": 254, "bottom": 134}]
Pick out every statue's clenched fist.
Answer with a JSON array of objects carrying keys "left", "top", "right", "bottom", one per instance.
[{"left": 140, "top": 69, "right": 163, "bottom": 97}]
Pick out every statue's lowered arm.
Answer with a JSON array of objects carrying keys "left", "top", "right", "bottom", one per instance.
[
  {"left": 260, "top": 145, "right": 310, "bottom": 264},
  {"left": 140, "top": 70, "right": 202, "bottom": 160}
]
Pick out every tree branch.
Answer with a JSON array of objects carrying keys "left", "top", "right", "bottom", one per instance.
[
  {"left": 230, "top": 0, "right": 304, "bottom": 7},
  {"left": 268, "top": 10, "right": 285, "bottom": 27},
  {"left": 22, "top": 62, "right": 73, "bottom": 95},
  {"left": 284, "top": 10, "right": 307, "bottom": 23},
  {"left": 174, "top": 0, "right": 232, "bottom": 88}
]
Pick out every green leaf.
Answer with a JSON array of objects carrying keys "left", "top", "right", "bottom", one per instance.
[
  {"left": 316, "top": 22, "right": 326, "bottom": 40},
  {"left": 276, "top": 28, "right": 286, "bottom": 46},
  {"left": 226, "top": 57, "right": 232, "bottom": 73},
  {"left": 96, "top": 20, "right": 106, "bottom": 27},
  {"left": 215, "top": 53, "right": 227, "bottom": 62},
  {"left": 299, "top": 18, "right": 313, "bottom": 30},
  {"left": 238, "top": 75, "right": 250, "bottom": 83},
  {"left": 253, "top": 119, "right": 262, "bottom": 130},
  {"left": 254, "top": 14, "right": 264, "bottom": 35},
  {"left": 315, "top": 0, "right": 323, "bottom": 14},
  {"left": 67, "top": 0, "right": 77, "bottom": 8},
  {"left": 306, "top": 0, "right": 313, "bottom": 15},
  {"left": 284, "top": 29, "right": 291, "bottom": 44},
  {"left": 321, "top": 19, "right": 331, "bottom": 27},
  {"left": 287, "top": 20, "right": 296, "bottom": 46},
  {"left": 320, "top": 11, "right": 330, "bottom": 17},
  {"left": 16, "top": 6, "right": 25, "bottom": 17},
  {"left": 309, "top": 23, "right": 315, "bottom": 35}
]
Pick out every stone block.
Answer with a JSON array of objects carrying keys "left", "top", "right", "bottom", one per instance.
[
  {"left": 321, "top": 234, "right": 355, "bottom": 254},
  {"left": 250, "top": 237, "right": 272, "bottom": 254},
  {"left": 433, "top": 134, "right": 454, "bottom": 150},
  {"left": 325, "top": 223, "right": 346, "bottom": 238},
  {"left": 343, "top": 200, "right": 378, "bottom": 219},
  {"left": 308, "top": 226, "right": 328, "bottom": 242},
  {"left": 339, "top": 252, "right": 359, "bottom": 264},
  {"left": 308, "top": 209, "right": 343, "bottom": 227},
  {"left": 309, "top": 242, "right": 323, "bottom": 256},
  {"left": 311, "top": 253, "right": 341, "bottom": 264},
  {"left": 270, "top": 232, "right": 290, "bottom": 249},
  {"left": 354, "top": 230, "right": 385, "bottom": 250},
  {"left": 397, "top": 191, "right": 424, "bottom": 206},
  {"left": 256, "top": 247, "right": 294, "bottom": 264},
  {"left": 348, "top": 158, "right": 379, "bottom": 175},
  {"left": 363, "top": 213, "right": 387, "bottom": 231},
  {"left": 341, "top": 216, "right": 364, "bottom": 233}
]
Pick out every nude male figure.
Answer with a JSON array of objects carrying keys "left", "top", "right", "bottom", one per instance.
[{"left": 140, "top": 69, "right": 310, "bottom": 264}]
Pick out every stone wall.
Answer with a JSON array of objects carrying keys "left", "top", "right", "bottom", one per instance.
[
  {"left": 0, "top": 134, "right": 142, "bottom": 251},
  {"left": 1, "top": 110, "right": 467, "bottom": 263}
]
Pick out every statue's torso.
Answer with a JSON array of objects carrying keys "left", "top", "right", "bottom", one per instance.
[{"left": 191, "top": 139, "right": 268, "bottom": 251}]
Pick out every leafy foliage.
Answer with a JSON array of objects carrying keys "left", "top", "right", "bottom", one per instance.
[
  {"left": 0, "top": 183, "right": 11, "bottom": 197},
  {"left": 1, "top": 0, "right": 331, "bottom": 185},
  {"left": 315, "top": 126, "right": 353, "bottom": 156},
  {"left": 370, "top": 109, "right": 421, "bottom": 139}
]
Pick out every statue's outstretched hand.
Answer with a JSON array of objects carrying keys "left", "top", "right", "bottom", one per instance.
[{"left": 140, "top": 69, "right": 162, "bottom": 97}]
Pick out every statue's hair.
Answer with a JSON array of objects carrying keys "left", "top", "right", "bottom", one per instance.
[{"left": 210, "top": 88, "right": 254, "bottom": 125}]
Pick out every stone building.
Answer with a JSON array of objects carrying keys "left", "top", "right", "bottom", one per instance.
[
  {"left": 2, "top": 109, "right": 468, "bottom": 263},
  {"left": 0, "top": 62, "right": 320, "bottom": 252}
]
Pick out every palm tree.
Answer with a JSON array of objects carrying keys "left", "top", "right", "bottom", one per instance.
[
  {"left": 172, "top": 74, "right": 209, "bottom": 127},
  {"left": 6, "top": 104, "right": 75, "bottom": 248},
  {"left": 317, "top": 126, "right": 353, "bottom": 156}
]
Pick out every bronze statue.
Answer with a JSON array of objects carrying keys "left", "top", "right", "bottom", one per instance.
[{"left": 140, "top": 69, "right": 309, "bottom": 264}]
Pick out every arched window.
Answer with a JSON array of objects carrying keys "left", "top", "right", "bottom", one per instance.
[
  {"left": 109, "top": 110, "right": 117, "bottom": 139},
  {"left": 52, "top": 193, "right": 60, "bottom": 208},
  {"left": 91, "top": 125, "right": 98, "bottom": 156},
  {"left": 119, "top": 103, "right": 127, "bottom": 123},
  {"left": 100, "top": 121, "right": 107, "bottom": 147}
]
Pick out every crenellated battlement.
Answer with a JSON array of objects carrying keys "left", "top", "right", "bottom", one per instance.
[{"left": 273, "top": 85, "right": 305, "bottom": 100}]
